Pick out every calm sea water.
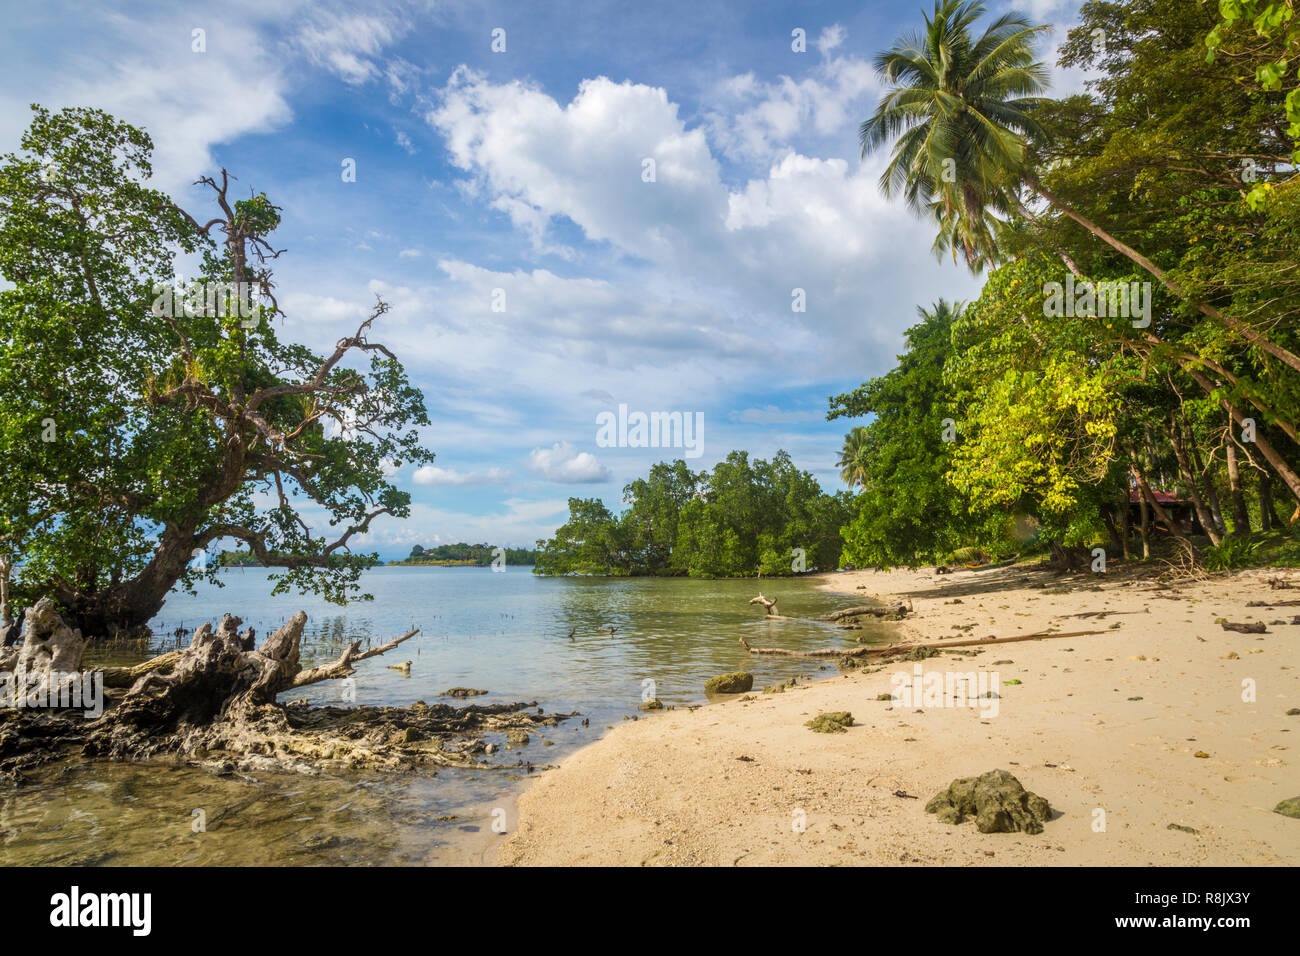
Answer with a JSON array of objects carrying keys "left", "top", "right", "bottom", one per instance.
[{"left": 0, "top": 566, "right": 893, "bottom": 866}]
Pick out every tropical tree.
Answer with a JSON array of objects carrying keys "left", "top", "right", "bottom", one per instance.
[
  {"left": 0, "top": 106, "right": 434, "bottom": 636},
  {"left": 836, "top": 426, "right": 872, "bottom": 489},
  {"left": 862, "top": 0, "right": 1300, "bottom": 507}
]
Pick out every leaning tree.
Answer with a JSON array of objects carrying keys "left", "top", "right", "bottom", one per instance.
[{"left": 0, "top": 105, "right": 435, "bottom": 638}]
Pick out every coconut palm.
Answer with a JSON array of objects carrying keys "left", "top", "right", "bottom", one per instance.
[
  {"left": 837, "top": 426, "right": 872, "bottom": 490},
  {"left": 861, "top": 0, "right": 1300, "bottom": 374},
  {"left": 860, "top": 0, "right": 1047, "bottom": 269}
]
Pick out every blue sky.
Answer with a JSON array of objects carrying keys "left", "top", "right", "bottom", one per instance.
[{"left": 0, "top": 0, "right": 1086, "bottom": 558}]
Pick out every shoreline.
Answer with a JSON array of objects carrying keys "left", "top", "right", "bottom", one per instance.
[{"left": 498, "top": 563, "right": 1300, "bottom": 865}]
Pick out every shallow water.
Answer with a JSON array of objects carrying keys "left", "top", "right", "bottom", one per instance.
[{"left": 1, "top": 567, "right": 893, "bottom": 865}]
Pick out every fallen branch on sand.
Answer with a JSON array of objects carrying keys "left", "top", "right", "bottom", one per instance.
[
  {"left": 738, "top": 628, "right": 1109, "bottom": 659},
  {"left": 823, "top": 602, "right": 910, "bottom": 621},
  {"left": 747, "top": 594, "right": 909, "bottom": 625}
]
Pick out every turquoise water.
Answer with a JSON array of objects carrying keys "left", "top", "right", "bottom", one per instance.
[{"left": 1, "top": 567, "right": 893, "bottom": 865}]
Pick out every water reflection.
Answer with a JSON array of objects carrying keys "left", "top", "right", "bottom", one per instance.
[{"left": 4, "top": 568, "right": 893, "bottom": 865}]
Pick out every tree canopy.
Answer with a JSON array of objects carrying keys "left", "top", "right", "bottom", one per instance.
[
  {"left": 0, "top": 106, "right": 434, "bottom": 636},
  {"left": 534, "top": 452, "right": 852, "bottom": 577}
]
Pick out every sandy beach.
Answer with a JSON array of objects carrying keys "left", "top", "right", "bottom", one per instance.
[{"left": 499, "top": 564, "right": 1300, "bottom": 866}]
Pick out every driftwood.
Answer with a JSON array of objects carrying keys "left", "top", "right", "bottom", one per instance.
[
  {"left": 738, "top": 628, "right": 1109, "bottom": 659},
  {"left": 0, "top": 603, "right": 567, "bottom": 783},
  {"left": 747, "top": 594, "right": 909, "bottom": 626},
  {"left": 1220, "top": 621, "right": 1268, "bottom": 634},
  {"left": 822, "top": 602, "right": 909, "bottom": 621}
]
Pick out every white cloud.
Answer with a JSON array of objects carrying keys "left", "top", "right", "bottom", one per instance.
[
  {"left": 412, "top": 465, "right": 511, "bottom": 486},
  {"left": 294, "top": 12, "right": 403, "bottom": 86},
  {"left": 527, "top": 442, "right": 610, "bottom": 483},
  {"left": 816, "top": 24, "right": 847, "bottom": 56}
]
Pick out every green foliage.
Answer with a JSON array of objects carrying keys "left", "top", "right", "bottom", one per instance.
[
  {"left": 534, "top": 452, "right": 851, "bottom": 577},
  {"left": 0, "top": 106, "right": 434, "bottom": 632},
  {"left": 829, "top": 300, "right": 975, "bottom": 568},
  {"left": 396, "top": 543, "right": 538, "bottom": 566},
  {"left": 1203, "top": 535, "right": 1263, "bottom": 570}
]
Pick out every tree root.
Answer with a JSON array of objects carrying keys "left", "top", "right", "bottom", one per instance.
[{"left": 0, "top": 603, "right": 573, "bottom": 783}]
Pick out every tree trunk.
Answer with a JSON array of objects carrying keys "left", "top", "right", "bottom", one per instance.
[
  {"left": 1138, "top": 483, "right": 1151, "bottom": 559},
  {"left": 1169, "top": 415, "right": 1222, "bottom": 545},
  {"left": 1031, "top": 183, "right": 1300, "bottom": 375},
  {"left": 1132, "top": 466, "right": 1197, "bottom": 562},
  {"left": 1261, "top": 474, "right": 1276, "bottom": 532},
  {"left": 1119, "top": 488, "right": 1131, "bottom": 560},
  {"left": 1186, "top": 422, "right": 1227, "bottom": 538},
  {"left": 1226, "top": 442, "right": 1251, "bottom": 534}
]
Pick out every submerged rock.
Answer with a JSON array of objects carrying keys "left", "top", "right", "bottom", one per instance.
[
  {"left": 763, "top": 677, "right": 798, "bottom": 694},
  {"left": 445, "top": 687, "right": 488, "bottom": 698},
  {"left": 638, "top": 698, "right": 664, "bottom": 711},
  {"left": 1275, "top": 797, "right": 1300, "bottom": 819},
  {"left": 506, "top": 729, "right": 530, "bottom": 747},
  {"left": 925, "top": 769, "right": 1052, "bottom": 834},
  {"left": 804, "top": 711, "right": 854, "bottom": 734},
  {"left": 704, "top": 672, "right": 753, "bottom": 695}
]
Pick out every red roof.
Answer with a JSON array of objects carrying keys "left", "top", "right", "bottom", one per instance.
[{"left": 1129, "top": 490, "right": 1187, "bottom": 505}]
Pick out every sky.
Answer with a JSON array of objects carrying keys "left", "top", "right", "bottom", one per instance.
[{"left": 0, "top": 0, "right": 1088, "bottom": 558}]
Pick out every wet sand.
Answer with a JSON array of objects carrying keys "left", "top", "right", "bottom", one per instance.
[{"left": 499, "top": 564, "right": 1300, "bottom": 865}]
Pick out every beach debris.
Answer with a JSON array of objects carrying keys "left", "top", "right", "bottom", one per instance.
[
  {"left": 1220, "top": 621, "right": 1268, "bottom": 634},
  {"left": 387, "top": 661, "right": 411, "bottom": 675},
  {"left": 445, "top": 687, "right": 488, "bottom": 698},
  {"left": 763, "top": 677, "right": 798, "bottom": 694},
  {"left": 824, "top": 602, "right": 910, "bottom": 622},
  {"left": 639, "top": 698, "right": 664, "bottom": 711},
  {"left": 739, "top": 628, "right": 1107, "bottom": 660},
  {"left": 736, "top": 755, "right": 754, "bottom": 762},
  {"left": 1002, "top": 679, "right": 1023, "bottom": 685},
  {"left": 924, "top": 769, "right": 1052, "bottom": 834},
  {"left": 1287, "top": 708, "right": 1300, "bottom": 716},
  {"left": 704, "top": 672, "right": 754, "bottom": 695},
  {"left": 876, "top": 693, "right": 894, "bottom": 701},
  {"left": 1275, "top": 797, "right": 1300, "bottom": 819},
  {"left": 893, "top": 789, "right": 918, "bottom": 799},
  {"left": 1194, "top": 751, "right": 1211, "bottom": 758},
  {"left": 1221, "top": 652, "right": 1240, "bottom": 660},
  {"left": 749, "top": 593, "right": 780, "bottom": 616},
  {"left": 1167, "top": 823, "right": 1200, "bottom": 834},
  {"left": 805, "top": 711, "right": 854, "bottom": 733}
]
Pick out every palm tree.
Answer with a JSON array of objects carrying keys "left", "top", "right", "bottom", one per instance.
[
  {"left": 837, "top": 426, "right": 872, "bottom": 490},
  {"left": 861, "top": 0, "right": 1300, "bottom": 375}
]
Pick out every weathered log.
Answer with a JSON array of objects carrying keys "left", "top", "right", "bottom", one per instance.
[
  {"left": 823, "top": 602, "right": 909, "bottom": 621},
  {"left": 1220, "top": 621, "right": 1268, "bottom": 634},
  {"left": 739, "top": 628, "right": 1109, "bottom": 659}
]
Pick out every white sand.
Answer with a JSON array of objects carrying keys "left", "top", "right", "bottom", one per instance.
[{"left": 499, "top": 564, "right": 1300, "bottom": 866}]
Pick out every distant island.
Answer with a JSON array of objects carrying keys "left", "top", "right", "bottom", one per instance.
[
  {"left": 216, "top": 550, "right": 381, "bottom": 568},
  {"left": 390, "top": 543, "right": 539, "bottom": 566}
]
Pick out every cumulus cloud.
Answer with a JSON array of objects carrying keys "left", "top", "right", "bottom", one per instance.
[
  {"left": 527, "top": 442, "right": 610, "bottom": 483},
  {"left": 412, "top": 465, "right": 511, "bottom": 486},
  {"left": 294, "top": 12, "right": 403, "bottom": 86}
]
